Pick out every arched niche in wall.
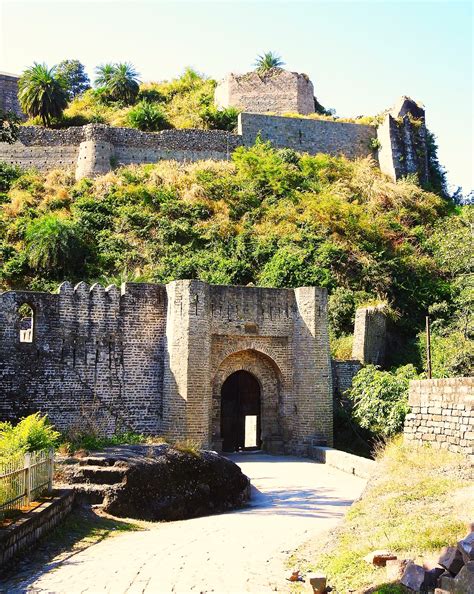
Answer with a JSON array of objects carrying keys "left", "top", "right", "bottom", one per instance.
[{"left": 18, "top": 303, "right": 34, "bottom": 343}]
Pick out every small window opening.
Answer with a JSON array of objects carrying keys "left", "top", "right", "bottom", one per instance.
[{"left": 19, "top": 303, "right": 34, "bottom": 343}]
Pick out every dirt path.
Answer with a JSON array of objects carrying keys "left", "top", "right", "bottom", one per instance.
[{"left": 4, "top": 453, "right": 366, "bottom": 593}]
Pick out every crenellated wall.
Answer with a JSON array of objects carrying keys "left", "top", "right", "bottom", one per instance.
[
  {"left": 0, "top": 280, "right": 333, "bottom": 453},
  {"left": 0, "top": 282, "right": 167, "bottom": 434}
]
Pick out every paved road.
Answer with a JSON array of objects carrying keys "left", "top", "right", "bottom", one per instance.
[{"left": 6, "top": 454, "right": 366, "bottom": 593}]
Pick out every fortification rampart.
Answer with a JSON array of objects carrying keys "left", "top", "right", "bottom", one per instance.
[
  {"left": 215, "top": 69, "right": 315, "bottom": 115},
  {"left": 352, "top": 305, "right": 387, "bottom": 366},
  {"left": 0, "top": 280, "right": 333, "bottom": 454},
  {"left": 404, "top": 378, "right": 473, "bottom": 465},
  {"left": 239, "top": 112, "right": 376, "bottom": 159},
  {"left": 0, "top": 72, "right": 23, "bottom": 118},
  {"left": 0, "top": 96, "right": 428, "bottom": 183}
]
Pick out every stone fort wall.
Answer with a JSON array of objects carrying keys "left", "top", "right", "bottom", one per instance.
[
  {"left": 0, "top": 280, "right": 333, "bottom": 454},
  {"left": 0, "top": 98, "right": 427, "bottom": 183},
  {"left": 0, "top": 73, "right": 23, "bottom": 118},
  {"left": 215, "top": 69, "right": 316, "bottom": 115},
  {"left": 404, "top": 377, "right": 473, "bottom": 466}
]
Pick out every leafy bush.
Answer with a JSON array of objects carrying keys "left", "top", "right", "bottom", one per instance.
[
  {"left": 347, "top": 365, "right": 418, "bottom": 438},
  {"left": 0, "top": 162, "right": 22, "bottom": 192},
  {"left": 128, "top": 101, "right": 170, "bottom": 131},
  {"left": 0, "top": 414, "right": 60, "bottom": 460},
  {"left": 199, "top": 105, "right": 239, "bottom": 131},
  {"left": 330, "top": 333, "right": 353, "bottom": 359}
]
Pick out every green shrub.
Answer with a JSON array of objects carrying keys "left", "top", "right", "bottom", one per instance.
[
  {"left": 128, "top": 101, "right": 170, "bottom": 131},
  {"left": 199, "top": 105, "right": 239, "bottom": 131},
  {"left": 347, "top": 365, "right": 418, "bottom": 438},
  {"left": 330, "top": 333, "right": 353, "bottom": 359},
  {"left": 0, "top": 413, "right": 60, "bottom": 460},
  {"left": 0, "top": 162, "right": 22, "bottom": 192}
]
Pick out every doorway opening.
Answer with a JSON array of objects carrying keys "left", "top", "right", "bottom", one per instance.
[{"left": 221, "top": 370, "right": 261, "bottom": 452}]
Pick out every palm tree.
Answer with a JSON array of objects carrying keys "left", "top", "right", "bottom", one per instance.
[
  {"left": 18, "top": 63, "right": 68, "bottom": 126},
  {"left": 254, "top": 52, "right": 285, "bottom": 74},
  {"left": 94, "top": 62, "right": 140, "bottom": 104},
  {"left": 94, "top": 63, "right": 116, "bottom": 88}
]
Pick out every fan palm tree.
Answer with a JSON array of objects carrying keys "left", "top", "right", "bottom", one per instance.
[
  {"left": 94, "top": 62, "right": 140, "bottom": 104},
  {"left": 94, "top": 63, "right": 116, "bottom": 88},
  {"left": 254, "top": 52, "right": 285, "bottom": 74},
  {"left": 18, "top": 63, "right": 68, "bottom": 126}
]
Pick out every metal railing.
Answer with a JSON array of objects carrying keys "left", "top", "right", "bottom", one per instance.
[{"left": 0, "top": 449, "right": 54, "bottom": 514}]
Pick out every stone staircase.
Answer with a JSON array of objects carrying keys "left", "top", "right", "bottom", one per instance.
[{"left": 56, "top": 452, "right": 132, "bottom": 505}]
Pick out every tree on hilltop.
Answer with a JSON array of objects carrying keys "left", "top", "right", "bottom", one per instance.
[
  {"left": 94, "top": 62, "right": 140, "bottom": 105},
  {"left": 254, "top": 51, "right": 285, "bottom": 74},
  {"left": 56, "top": 59, "right": 91, "bottom": 99},
  {"left": 18, "top": 63, "right": 68, "bottom": 126}
]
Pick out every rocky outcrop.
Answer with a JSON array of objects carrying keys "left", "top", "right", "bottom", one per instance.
[{"left": 59, "top": 444, "right": 250, "bottom": 521}]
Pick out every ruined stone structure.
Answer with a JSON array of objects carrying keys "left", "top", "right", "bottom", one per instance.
[
  {"left": 352, "top": 305, "right": 387, "bottom": 366},
  {"left": 0, "top": 280, "right": 333, "bottom": 455},
  {"left": 214, "top": 69, "right": 315, "bottom": 115},
  {"left": 404, "top": 377, "right": 473, "bottom": 465},
  {"left": 0, "top": 72, "right": 23, "bottom": 118},
  {"left": 377, "top": 96, "right": 429, "bottom": 184}
]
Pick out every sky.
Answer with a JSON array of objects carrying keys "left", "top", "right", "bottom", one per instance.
[{"left": 0, "top": 0, "right": 472, "bottom": 192}]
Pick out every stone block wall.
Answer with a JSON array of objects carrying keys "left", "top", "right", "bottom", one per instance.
[
  {"left": 352, "top": 305, "right": 387, "bottom": 366},
  {"left": 376, "top": 97, "right": 429, "bottom": 183},
  {"left": 0, "top": 72, "right": 23, "bottom": 118},
  {"left": 239, "top": 112, "right": 376, "bottom": 160},
  {"left": 0, "top": 99, "right": 427, "bottom": 183},
  {"left": 215, "top": 69, "right": 315, "bottom": 115},
  {"left": 404, "top": 377, "right": 473, "bottom": 464}
]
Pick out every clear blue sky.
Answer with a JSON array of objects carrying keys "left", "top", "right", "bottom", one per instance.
[{"left": 1, "top": 0, "right": 472, "bottom": 192}]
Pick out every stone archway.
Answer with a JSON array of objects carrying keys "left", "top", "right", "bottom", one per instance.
[
  {"left": 212, "top": 349, "right": 284, "bottom": 454},
  {"left": 221, "top": 370, "right": 261, "bottom": 452}
]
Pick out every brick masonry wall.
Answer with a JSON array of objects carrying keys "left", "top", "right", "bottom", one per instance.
[
  {"left": 1, "top": 280, "right": 333, "bottom": 454},
  {"left": 214, "top": 69, "right": 315, "bottom": 115},
  {"left": 239, "top": 112, "right": 376, "bottom": 160},
  {"left": 404, "top": 377, "right": 473, "bottom": 464},
  {"left": 332, "top": 359, "right": 362, "bottom": 399},
  {"left": 0, "top": 282, "right": 166, "bottom": 434},
  {"left": 0, "top": 73, "right": 23, "bottom": 118}
]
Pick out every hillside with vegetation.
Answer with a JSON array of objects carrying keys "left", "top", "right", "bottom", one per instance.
[{"left": 1, "top": 140, "right": 471, "bottom": 382}]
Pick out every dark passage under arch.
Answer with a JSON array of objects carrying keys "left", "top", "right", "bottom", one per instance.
[{"left": 221, "top": 370, "right": 261, "bottom": 452}]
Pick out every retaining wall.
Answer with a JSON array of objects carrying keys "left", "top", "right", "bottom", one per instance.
[
  {"left": 0, "top": 490, "right": 75, "bottom": 568},
  {"left": 404, "top": 377, "right": 473, "bottom": 464}
]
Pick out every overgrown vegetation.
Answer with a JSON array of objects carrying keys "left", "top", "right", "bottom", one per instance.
[
  {"left": 289, "top": 438, "right": 472, "bottom": 593},
  {"left": 24, "top": 66, "right": 239, "bottom": 132},
  {"left": 0, "top": 413, "right": 60, "bottom": 462},
  {"left": 1, "top": 140, "right": 464, "bottom": 351},
  {"left": 347, "top": 364, "right": 418, "bottom": 438}
]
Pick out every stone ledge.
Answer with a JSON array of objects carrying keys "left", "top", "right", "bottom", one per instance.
[
  {"left": 311, "top": 446, "right": 376, "bottom": 479},
  {"left": 0, "top": 489, "right": 75, "bottom": 568}
]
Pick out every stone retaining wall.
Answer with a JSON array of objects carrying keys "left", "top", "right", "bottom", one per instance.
[
  {"left": 332, "top": 359, "right": 362, "bottom": 399},
  {"left": 311, "top": 445, "right": 376, "bottom": 478},
  {"left": 0, "top": 489, "right": 75, "bottom": 568},
  {"left": 404, "top": 377, "right": 473, "bottom": 464}
]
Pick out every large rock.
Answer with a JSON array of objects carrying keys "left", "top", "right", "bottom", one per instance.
[
  {"left": 439, "top": 546, "right": 465, "bottom": 575},
  {"left": 400, "top": 562, "right": 426, "bottom": 591},
  {"left": 458, "top": 532, "right": 474, "bottom": 564},
  {"left": 454, "top": 562, "right": 474, "bottom": 594},
  {"left": 101, "top": 445, "right": 250, "bottom": 521}
]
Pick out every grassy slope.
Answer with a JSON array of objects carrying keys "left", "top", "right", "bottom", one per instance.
[{"left": 289, "top": 438, "right": 473, "bottom": 593}]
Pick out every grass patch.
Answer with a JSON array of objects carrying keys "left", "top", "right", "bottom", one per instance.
[
  {"left": 289, "top": 437, "right": 472, "bottom": 593},
  {"left": 58, "top": 431, "right": 167, "bottom": 454}
]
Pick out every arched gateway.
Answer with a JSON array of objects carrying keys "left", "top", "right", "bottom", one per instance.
[{"left": 221, "top": 370, "right": 261, "bottom": 451}]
